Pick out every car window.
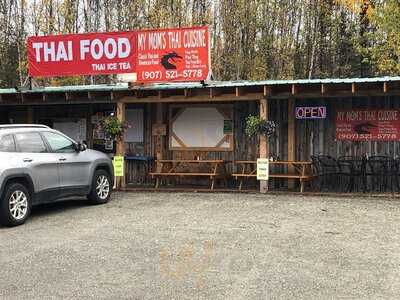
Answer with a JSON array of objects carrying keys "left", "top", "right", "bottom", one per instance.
[
  {"left": 0, "top": 134, "right": 16, "bottom": 152},
  {"left": 42, "top": 132, "right": 75, "bottom": 153},
  {"left": 15, "top": 132, "right": 47, "bottom": 153}
]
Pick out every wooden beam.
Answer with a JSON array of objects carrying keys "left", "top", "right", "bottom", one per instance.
[
  {"left": 351, "top": 83, "right": 356, "bottom": 94},
  {"left": 65, "top": 92, "right": 73, "bottom": 100},
  {"left": 263, "top": 85, "right": 272, "bottom": 97},
  {"left": 259, "top": 98, "right": 269, "bottom": 193},
  {"left": 236, "top": 87, "right": 243, "bottom": 97},
  {"left": 321, "top": 84, "right": 326, "bottom": 95},
  {"left": 184, "top": 89, "right": 191, "bottom": 98},
  {"left": 291, "top": 84, "right": 298, "bottom": 95},
  {"left": 383, "top": 82, "right": 389, "bottom": 93},
  {"left": 121, "top": 92, "right": 264, "bottom": 103},
  {"left": 116, "top": 101, "right": 126, "bottom": 190},
  {"left": 209, "top": 88, "right": 215, "bottom": 98},
  {"left": 288, "top": 98, "right": 296, "bottom": 189}
]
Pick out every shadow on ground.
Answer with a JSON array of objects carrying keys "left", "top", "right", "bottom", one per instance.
[
  {"left": 0, "top": 198, "right": 89, "bottom": 229},
  {"left": 30, "top": 199, "right": 89, "bottom": 218}
]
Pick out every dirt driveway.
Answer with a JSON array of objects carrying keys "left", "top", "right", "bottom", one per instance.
[{"left": 0, "top": 192, "right": 399, "bottom": 299}]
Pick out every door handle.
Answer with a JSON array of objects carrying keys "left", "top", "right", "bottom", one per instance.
[
  {"left": 23, "top": 158, "right": 33, "bottom": 162},
  {"left": 59, "top": 158, "right": 67, "bottom": 161}
]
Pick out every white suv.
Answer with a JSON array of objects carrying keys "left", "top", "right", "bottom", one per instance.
[{"left": 0, "top": 125, "right": 114, "bottom": 226}]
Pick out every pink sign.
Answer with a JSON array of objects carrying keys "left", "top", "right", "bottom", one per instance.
[{"left": 296, "top": 106, "right": 326, "bottom": 119}]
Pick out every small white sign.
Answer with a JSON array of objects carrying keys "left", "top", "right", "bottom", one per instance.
[{"left": 257, "top": 158, "right": 269, "bottom": 180}]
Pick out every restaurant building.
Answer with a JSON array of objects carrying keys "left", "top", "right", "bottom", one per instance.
[{"left": 1, "top": 76, "right": 400, "bottom": 192}]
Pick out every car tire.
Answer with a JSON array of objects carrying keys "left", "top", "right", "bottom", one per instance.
[
  {"left": 0, "top": 183, "right": 31, "bottom": 227},
  {"left": 88, "top": 169, "right": 112, "bottom": 205}
]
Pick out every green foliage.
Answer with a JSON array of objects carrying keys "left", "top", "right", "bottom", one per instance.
[
  {"left": 245, "top": 115, "right": 263, "bottom": 137},
  {"left": 0, "top": 0, "right": 399, "bottom": 88},
  {"left": 245, "top": 115, "right": 276, "bottom": 138},
  {"left": 101, "top": 116, "right": 127, "bottom": 141},
  {"left": 370, "top": 0, "right": 400, "bottom": 74}
]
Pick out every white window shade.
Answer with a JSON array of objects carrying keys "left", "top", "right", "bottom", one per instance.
[{"left": 170, "top": 105, "right": 233, "bottom": 151}]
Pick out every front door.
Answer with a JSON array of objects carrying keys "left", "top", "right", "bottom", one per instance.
[{"left": 41, "top": 131, "right": 91, "bottom": 197}]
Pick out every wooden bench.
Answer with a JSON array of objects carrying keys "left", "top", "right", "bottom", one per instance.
[
  {"left": 232, "top": 161, "right": 314, "bottom": 192},
  {"left": 149, "top": 160, "right": 228, "bottom": 190}
]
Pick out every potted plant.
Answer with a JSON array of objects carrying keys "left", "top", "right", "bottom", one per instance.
[{"left": 245, "top": 115, "right": 276, "bottom": 138}]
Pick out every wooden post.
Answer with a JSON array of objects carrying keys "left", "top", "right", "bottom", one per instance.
[
  {"left": 86, "top": 105, "right": 93, "bottom": 148},
  {"left": 27, "top": 107, "right": 34, "bottom": 124},
  {"left": 155, "top": 103, "right": 164, "bottom": 172},
  {"left": 259, "top": 98, "right": 269, "bottom": 193},
  {"left": 116, "top": 101, "right": 126, "bottom": 190},
  {"left": 288, "top": 98, "right": 296, "bottom": 189}
]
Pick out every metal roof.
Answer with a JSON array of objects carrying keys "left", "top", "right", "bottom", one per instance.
[
  {"left": 0, "top": 83, "right": 130, "bottom": 94},
  {"left": 0, "top": 76, "right": 399, "bottom": 94}
]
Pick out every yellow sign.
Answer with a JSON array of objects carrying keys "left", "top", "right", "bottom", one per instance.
[
  {"left": 257, "top": 158, "right": 269, "bottom": 180},
  {"left": 113, "top": 156, "right": 124, "bottom": 177}
]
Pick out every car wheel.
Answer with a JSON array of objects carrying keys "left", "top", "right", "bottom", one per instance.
[
  {"left": 88, "top": 170, "right": 112, "bottom": 204},
  {"left": 0, "top": 183, "right": 31, "bottom": 227}
]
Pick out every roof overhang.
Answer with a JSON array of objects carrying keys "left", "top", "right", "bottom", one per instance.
[{"left": 0, "top": 77, "right": 399, "bottom": 105}]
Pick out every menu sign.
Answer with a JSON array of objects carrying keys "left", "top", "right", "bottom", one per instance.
[
  {"left": 336, "top": 109, "right": 400, "bottom": 141},
  {"left": 136, "top": 26, "right": 209, "bottom": 82}
]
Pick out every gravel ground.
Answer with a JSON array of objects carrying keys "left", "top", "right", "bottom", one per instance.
[{"left": 0, "top": 192, "right": 400, "bottom": 299}]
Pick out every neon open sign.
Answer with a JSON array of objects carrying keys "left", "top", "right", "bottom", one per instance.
[{"left": 295, "top": 106, "right": 326, "bottom": 119}]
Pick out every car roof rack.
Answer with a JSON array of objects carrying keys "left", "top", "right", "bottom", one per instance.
[{"left": 0, "top": 124, "right": 50, "bottom": 129}]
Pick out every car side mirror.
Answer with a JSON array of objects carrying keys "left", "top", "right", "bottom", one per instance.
[{"left": 75, "top": 142, "right": 87, "bottom": 152}]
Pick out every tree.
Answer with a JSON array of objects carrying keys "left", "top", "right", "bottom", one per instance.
[
  {"left": 370, "top": 0, "right": 400, "bottom": 74},
  {"left": 0, "top": 0, "right": 398, "bottom": 88}
]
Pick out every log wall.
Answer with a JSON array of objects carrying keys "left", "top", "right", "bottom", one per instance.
[
  {"left": 293, "top": 95, "right": 400, "bottom": 160},
  {"left": 127, "top": 95, "right": 400, "bottom": 186}
]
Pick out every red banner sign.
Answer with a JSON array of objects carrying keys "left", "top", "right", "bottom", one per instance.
[
  {"left": 27, "top": 26, "right": 210, "bottom": 81},
  {"left": 28, "top": 31, "right": 136, "bottom": 77},
  {"left": 336, "top": 109, "right": 400, "bottom": 141},
  {"left": 136, "top": 26, "right": 209, "bottom": 82}
]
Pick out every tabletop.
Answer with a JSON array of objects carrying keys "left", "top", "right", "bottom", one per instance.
[
  {"left": 235, "top": 160, "right": 312, "bottom": 165},
  {"left": 157, "top": 160, "right": 226, "bottom": 163}
]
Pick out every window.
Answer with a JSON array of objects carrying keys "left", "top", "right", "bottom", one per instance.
[
  {"left": 0, "top": 135, "right": 16, "bottom": 152},
  {"left": 42, "top": 132, "right": 75, "bottom": 153},
  {"left": 15, "top": 132, "right": 47, "bottom": 153}
]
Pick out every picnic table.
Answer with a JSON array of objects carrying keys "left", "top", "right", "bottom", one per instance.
[
  {"left": 149, "top": 159, "right": 229, "bottom": 190},
  {"left": 232, "top": 160, "right": 314, "bottom": 192}
]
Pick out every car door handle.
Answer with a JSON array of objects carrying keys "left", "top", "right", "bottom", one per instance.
[
  {"left": 23, "top": 158, "right": 33, "bottom": 162},
  {"left": 59, "top": 158, "right": 67, "bottom": 161}
]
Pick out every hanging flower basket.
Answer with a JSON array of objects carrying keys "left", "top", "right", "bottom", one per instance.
[
  {"left": 101, "top": 116, "right": 129, "bottom": 141},
  {"left": 245, "top": 115, "right": 276, "bottom": 138}
]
